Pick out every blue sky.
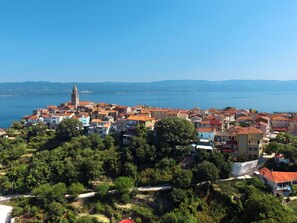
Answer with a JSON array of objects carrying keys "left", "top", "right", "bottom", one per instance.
[{"left": 1, "top": 0, "right": 297, "bottom": 82}]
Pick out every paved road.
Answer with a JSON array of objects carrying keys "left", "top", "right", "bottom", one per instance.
[
  {"left": 137, "top": 185, "right": 172, "bottom": 192},
  {"left": 0, "top": 185, "right": 173, "bottom": 202}
]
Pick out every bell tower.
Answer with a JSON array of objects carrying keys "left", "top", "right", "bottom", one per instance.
[{"left": 71, "top": 85, "right": 79, "bottom": 108}]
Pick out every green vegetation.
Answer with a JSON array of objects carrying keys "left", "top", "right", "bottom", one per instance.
[{"left": 0, "top": 118, "right": 295, "bottom": 222}]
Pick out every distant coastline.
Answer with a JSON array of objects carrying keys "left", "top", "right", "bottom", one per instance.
[
  {"left": 1, "top": 80, "right": 297, "bottom": 128},
  {"left": 0, "top": 80, "right": 297, "bottom": 96}
]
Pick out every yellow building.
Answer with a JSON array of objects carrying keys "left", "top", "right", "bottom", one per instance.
[{"left": 236, "top": 126, "right": 264, "bottom": 159}]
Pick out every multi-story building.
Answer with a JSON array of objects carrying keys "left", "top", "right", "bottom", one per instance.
[{"left": 236, "top": 126, "right": 264, "bottom": 159}]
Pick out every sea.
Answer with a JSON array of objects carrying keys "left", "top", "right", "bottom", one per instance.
[{"left": 0, "top": 91, "right": 297, "bottom": 128}]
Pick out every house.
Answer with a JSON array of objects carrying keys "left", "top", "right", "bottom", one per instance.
[
  {"left": 215, "top": 131, "right": 238, "bottom": 154},
  {"left": 255, "top": 121, "right": 270, "bottom": 138},
  {"left": 197, "top": 119, "right": 222, "bottom": 131},
  {"left": 290, "top": 116, "right": 297, "bottom": 134},
  {"left": 150, "top": 109, "right": 170, "bottom": 120},
  {"left": 197, "top": 128, "right": 215, "bottom": 140},
  {"left": 26, "top": 115, "right": 44, "bottom": 124},
  {"left": 126, "top": 115, "right": 156, "bottom": 130},
  {"left": 236, "top": 116, "right": 253, "bottom": 126},
  {"left": 88, "top": 119, "right": 111, "bottom": 137},
  {"left": 270, "top": 115, "right": 289, "bottom": 132},
  {"left": 115, "top": 105, "right": 132, "bottom": 115},
  {"left": 75, "top": 114, "right": 90, "bottom": 127},
  {"left": 236, "top": 126, "right": 264, "bottom": 159},
  {"left": 118, "top": 219, "right": 135, "bottom": 223},
  {"left": 259, "top": 167, "right": 297, "bottom": 197}
]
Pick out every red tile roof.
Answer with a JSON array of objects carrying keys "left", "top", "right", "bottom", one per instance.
[
  {"left": 259, "top": 167, "right": 297, "bottom": 183},
  {"left": 118, "top": 220, "right": 135, "bottom": 223},
  {"left": 209, "top": 119, "right": 221, "bottom": 125},
  {"left": 127, "top": 115, "right": 155, "bottom": 122},
  {"left": 271, "top": 115, "right": 289, "bottom": 121},
  {"left": 236, "top": 126, "right": 263, "bottom": 135},
  {"left": 236, "top": 116, "right": 253, "bottom": 121},
  {"left": 197, "top": 128, "right": 214, "bottom": 133}
]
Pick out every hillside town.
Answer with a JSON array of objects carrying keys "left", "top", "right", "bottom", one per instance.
[
  {"left": 15, "top": 86, "right": 297, "bottom": 198},
  {"left": 21, "top": 86, "right": 291, "bottom": 158},
  {"left": 1, "top": 86, "right": 297, "bottom": 222}
]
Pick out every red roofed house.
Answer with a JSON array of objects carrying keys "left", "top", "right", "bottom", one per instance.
[
  {"left": 118, "top": 219, "right": 135, "bottom": 223},
  {"left": 198, "top": 119, "right": 222, "bottom": 131},
  {"left": 197, "top": 128, "right": 215, "bottom": 140},
  {"left": 270, "top": 115, "right": 289, "bottom": 132},
  {"left": 236, "top": 127, "right": 264, "bottom": 159},
  {"left": 126, "top": 115, "right": 156, "bottom": 130},
  {"left": 259, "top": 167, "right": 297, "bottom": 197}
]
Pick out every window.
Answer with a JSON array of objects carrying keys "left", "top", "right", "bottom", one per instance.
[
  {"left": 258, "top": 140, "right": 260, "bottom": 144},
  {"left": 254, "top": 147, "right": 257, "bottom": 151}
]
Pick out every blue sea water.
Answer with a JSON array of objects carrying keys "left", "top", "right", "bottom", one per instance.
[{"left": 0, "top": 91, "right": 296, "bottom": 128}]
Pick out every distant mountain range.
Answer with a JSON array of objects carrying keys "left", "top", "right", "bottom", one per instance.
[{"left": 0, "top": 80, "right": 297, "bottom": 95}]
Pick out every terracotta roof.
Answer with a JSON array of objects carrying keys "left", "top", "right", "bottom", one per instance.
[
  {"left": 200, "top": 120, "right": 210, "bottom": 124},
  {"left": 27, "top": 115, "right": 39, "bottom": 120},
  {"left": 103, "top": 123, "right": 111, "bottom": 128},
  {"left": 259, "top": 167, "right": 297, "bottom": 183},
  {"left": 79, "top": 101, "right": 94, "bottom": 106},
  {"left": 118, "top": 220, "right": 135, "bottom": 223},
  {"left": 236, "top": 126, "right": 263, "bottom": 135},
  {"left": 236, "top": 116, "right": 253, "bottom": 121},
  {"left": 271, "top": 115, "right": 289, "bottom": 121},
  {"left": 91, "top": 119, "right": 102, "bottom": 123},
  {"left": 127, "top": 115, "right": 155, "bottom": 122},
  {"left": 197, "top": 128, "right": 214, "bottom": 133},
  {"left": 209, "top": 119, "right": 222, "bottom": 125}
]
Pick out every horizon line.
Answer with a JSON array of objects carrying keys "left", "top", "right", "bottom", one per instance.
[{"left": 0, "top": 79, "right": 297, "bottom": 84}]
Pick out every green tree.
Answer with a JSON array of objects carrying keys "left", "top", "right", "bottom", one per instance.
[
  {"left": 194, "top": 161, "right": 219, "bottom": 183},
  {"left": 242, "top": 188, "right": 297, "bottom": 223},
  {"left": 114, "top": 176, "right": 134, "bottom": 194},
  {"left": 171, "top": 188, "right": 188, "bottom": 204},
  {"left": 32, "top": 183, "right": 67, "bottom": 207},
  {"left": 95, "top": 183, "right": 110, "bottom": 198},
  {"left": 173, "top": 169, "right": 193, "bottom": 188},
  {"left": 68, "top": 182, "right": 85, "bottom": 197},
  {"left": 155, "top": 117, "right": 196, "bottom": 147},
  {"left": 56, "top": 118, "right": 83, "bottom": 141},
  {"left": 0, "top": 176, "right": 12, "bottom": 194},
  {"left": 265, "top": 142, "right": 281, "bottom": 154}
]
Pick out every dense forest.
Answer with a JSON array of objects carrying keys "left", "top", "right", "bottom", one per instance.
[{"left": 0, "top": 118, "right": 297, "bottom": 222}]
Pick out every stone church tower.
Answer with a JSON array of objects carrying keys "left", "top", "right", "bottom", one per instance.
[{"left": 71, "top": 85, "right": 79, "bottom": 108}]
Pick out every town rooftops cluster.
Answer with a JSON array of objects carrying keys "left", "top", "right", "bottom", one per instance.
[{"left": 21, "top": 85, "right": 297, "bottom": 158}]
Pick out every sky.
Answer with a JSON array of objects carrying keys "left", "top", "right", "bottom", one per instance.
[{"left": 1, "top": 0, "right": 297, "bottom": 82}]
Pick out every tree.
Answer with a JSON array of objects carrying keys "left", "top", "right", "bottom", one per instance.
[
  {"left": 56, "top": 118, "right": 83, "bottom": 141},
  {"left": 114, "top": 176, "right": 135, "bottom": 203},
  {"left": 32, "top": 183, "right": 67, "bottom": 207},
  {"left": 173, "top": 169, "right": 193, "bottom": 188},
  {"left": 0, "top": 176, "right": 12, "bottom": 194},
  {"left": 114, "top": 176, "right": 134, "bottom": 194},
  {"left": 95, "top": 183, "right": 110, "bottom": 198},
  {"left": 265, "top": 142, "right": 281, "bottom": 154},
  {"left": 155, "top": 117, "right": 196, "bottom": 147},
  {"left": 242, "top": 188, "right": 297, "bottom": 223},
  {"left": 68, "top": 182, "right": 85, "bottom": 197},
  {"left": 171, "top": 188, "right": 188, "bottom": 204},
  {"left": 194, "top": 161, "right": 219, "bottom": 183}
]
